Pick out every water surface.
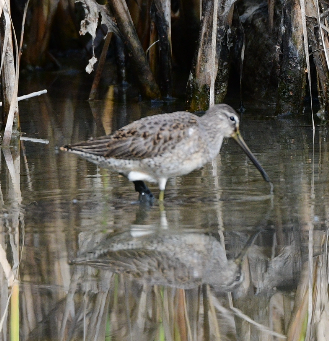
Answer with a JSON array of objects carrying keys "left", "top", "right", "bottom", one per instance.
[{"left": 0, "top": 76, "right": 327, "bottom": 340}]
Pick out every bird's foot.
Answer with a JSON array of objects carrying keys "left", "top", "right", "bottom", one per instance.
[
  {"left": 138, "top": 191, "right": 155, "bottom": 205},
  {"left": 133, "top": 181, "right": 155, "bottom": 205}
]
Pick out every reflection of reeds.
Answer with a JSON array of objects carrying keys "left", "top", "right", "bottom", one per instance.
[
  {"left": 19, "top": 222, "right": 325, "bottom": 340},
  {"left": 286, "top": 234, "right": 329, "bottom": 340},
  {"left": 40, "top": 263, "right": 237, "bottom": 341},
  {"left": 10, "top": 281, "right": 19, "bottom": 341},
  {"left": 0, "top": 147, "right": 22, "bottom": 340}
]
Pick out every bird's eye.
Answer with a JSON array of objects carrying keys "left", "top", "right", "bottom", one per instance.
[{"left": 230, "top": 116, "right": 235, "bottom": 122}]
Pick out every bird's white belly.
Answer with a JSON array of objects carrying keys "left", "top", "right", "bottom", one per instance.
[
  {"left": 85, "top": 150, "right": 210, "bottom": 185},
  {"left": 143, "top": 152, "right": 210, "bottom": 178}
]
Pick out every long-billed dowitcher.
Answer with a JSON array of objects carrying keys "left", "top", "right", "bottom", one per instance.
[{"left": 61, "top": 104, "right": 270, "bottom": 201}]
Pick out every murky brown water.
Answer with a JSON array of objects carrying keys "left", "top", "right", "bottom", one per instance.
[{"left": 0, "top": 75, "right": 328, "bottom": 340}]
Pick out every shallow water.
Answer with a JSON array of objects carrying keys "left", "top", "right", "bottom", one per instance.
[{"left": 0, "top": 77, "right": 328, "bottom": 340}]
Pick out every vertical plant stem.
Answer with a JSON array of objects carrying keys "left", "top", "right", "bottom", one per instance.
[
  {"left": 109, "top": 0, "right": 160, "bottom": 99},
  {"left": 148, "top": 19, "right": 158, "bottom": 77},
  {"left": 154, "top": 0, "right": 172, "bottom": 98},
  {"left": 202, "top": 284, "right": 210, "bottom": 341},
  {"left": 186, "top": 0, "right": 214, "bottom": 111},
  {"left": 23, "top": 0, "right": 60, "bottom": 66},
  {"left": 3, "top": 0, "right": 30, "bottom": 145},
  {"left": 187, "top": 0, "right": 235, "bottom": 111},
  {"left": 301, "top": 0, "right": 314, "bottom": 130},
  {"left": 276, "top": 0, "right": 306, "bottom": 115},
  {"left": 114, "top": 34, "right": 126, "bottom": 84},
  {"left": 209, "top": 0, "right": 218, "bottom": 107},
  {"left": 1, "top": 4, "right": 17, "bottom": 133}
]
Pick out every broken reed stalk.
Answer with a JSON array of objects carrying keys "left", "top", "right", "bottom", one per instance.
[
  {"left": 0, "top": 89, "right": 47, "bottom": 106},
  {"left": 109, "top": 0, "right": 160, "bottom": 99},
  {"left": 89, "top": 32, "right": 113, "bottom": 100}
]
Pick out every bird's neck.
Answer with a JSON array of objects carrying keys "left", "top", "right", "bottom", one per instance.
[{"left": 200, "top": 116, "right": 225, "bottom": 159}]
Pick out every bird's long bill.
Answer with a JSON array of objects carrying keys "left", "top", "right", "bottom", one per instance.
[{"left": 232, "top": 131, "right": 270, "bottom": 182}]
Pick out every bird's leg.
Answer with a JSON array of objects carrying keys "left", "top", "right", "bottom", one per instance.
[
  {"left": 133, "top": 181, "right": 154, "bottom": 204},
  {"left": 158, "top": 178, "right": 167, "bottom": 202},
  {"left": 159, "top": 190, "right": 164, "bottom": 202}
]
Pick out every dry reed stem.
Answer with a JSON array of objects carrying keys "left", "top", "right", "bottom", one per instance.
[
  {"left": 300, "top": 0, "right": 315, "bottom": 131},
  {"left": 0, "top": 244, "right": 14, "bottom": 286},
  {"left": 89, "top": 32, "right": 113, "bottom": 100},
  {"left": 209, "top": 0, "right": 218, "bottom": 107},
  {"left": 0, "top": 89, "right": 47, "bottom": 107},
  {"left": 3, "top": 0, "right": 30, "bottom": 145}
]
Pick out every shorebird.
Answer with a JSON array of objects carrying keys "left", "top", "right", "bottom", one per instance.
[{"left": 61, "top": 104, "right": 270, "bottom": 201}]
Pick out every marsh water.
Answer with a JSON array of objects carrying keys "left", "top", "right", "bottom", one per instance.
[{"left": 0, "top": 73, "right": 328, "bottom": 340}]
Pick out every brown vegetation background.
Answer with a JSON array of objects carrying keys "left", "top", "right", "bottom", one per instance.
[{"left": 9, "top": 0, "right": 329, "bottom": 116}]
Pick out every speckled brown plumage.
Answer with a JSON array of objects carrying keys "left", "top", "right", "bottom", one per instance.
[{"left": 65, "top": 112, "right": 202, "bottom": 160}]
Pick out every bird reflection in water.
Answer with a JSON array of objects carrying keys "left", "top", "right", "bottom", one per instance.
[{"left": 70, "top": 227, "right": 261, "bottom": 292}]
